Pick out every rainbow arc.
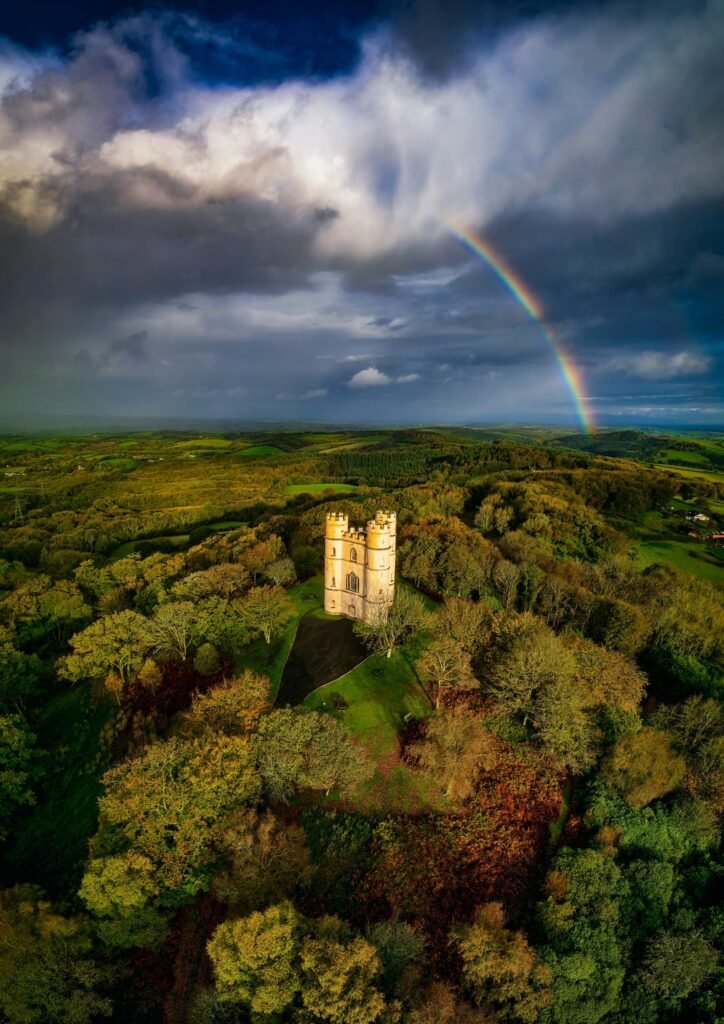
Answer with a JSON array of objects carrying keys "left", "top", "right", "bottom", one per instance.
[{"left": 448, "top": 223, "right": 594, "bottom": 434}]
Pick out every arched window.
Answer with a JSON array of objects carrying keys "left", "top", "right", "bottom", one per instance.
[
  {"left": 331, "top": 577, "right": 336, "bottom": 588},
  {"left": 330, "top": 599, "right": 336, "bottom": 609},
  {"left": 346, "top": 571, "right": 359, "bottom": 593},
  {"left": 350, "top": 547, "right": 358, "bottom": 562},
  {"left": 332, "top": 547, "right": 336, "bottom": 556}
]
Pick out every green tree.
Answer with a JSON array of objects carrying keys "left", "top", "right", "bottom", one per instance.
[
  {"left": 237, "top": 586, "right": 291, "bottom": 645},
  {"left": 483, "top": 614, "right": 576, "bottom": 727},
  {"left": 207, "top": 901, "right": 302, "bottom": 1015},
  {"left": 148, "top": 600, "right": 196, "bottom": 660},
  {"left": 454, "top": 902, "right": 552, "bottom": 1022},
  {"left": 367, "top": 920, "right": 425, "bottom": 1000},
  {"left": 255, "top": 708, "right": 373, "bottom": 802},
  {"left": 533, "top": 676, "right": 600, "bottom": 773},
  {"left": 58, "top": 610, "right": 150, "bottom": 686},
  {"left": 601, "top": 728, "right": 686, "bottom": 808},
  {"left": 354, "top": 587, "right": 430, "bottom": 659},
  {"left": 0, "top": 886, "right": 114, "bottom": 1024},
  {"left": 0, "top": 713, "right": 43, "bottom": 838},
  {"left": 642, "top": 930, "right": 718, "bottom": 1002}
]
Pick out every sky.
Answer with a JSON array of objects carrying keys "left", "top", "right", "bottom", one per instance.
[{"left": 0, "top": 0, "right": 722, "bottom": 429}]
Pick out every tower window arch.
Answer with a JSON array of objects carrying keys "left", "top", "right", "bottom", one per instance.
[
  {"left": 349, "top": 547, "right": 358, "bottom": 562},
  {"left": 346, "top": 571, "right": 359, "bottom": 593}
]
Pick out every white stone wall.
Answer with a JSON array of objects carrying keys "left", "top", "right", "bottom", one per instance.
[{"left": 324, "top": 511, "right": 396, "bottom": 622}]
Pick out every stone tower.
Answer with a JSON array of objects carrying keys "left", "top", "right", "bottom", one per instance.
[{"left": 324, "top": 510, "right": 396, "bottom": 622}]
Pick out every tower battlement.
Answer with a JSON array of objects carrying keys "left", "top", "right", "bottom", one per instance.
[{"left": 324, "top": 508, "right": 396, "bottom": 622}]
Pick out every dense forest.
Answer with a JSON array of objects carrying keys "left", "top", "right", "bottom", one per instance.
[{"left": 0, "top": 427, "right": 721, "bottom": 1024}]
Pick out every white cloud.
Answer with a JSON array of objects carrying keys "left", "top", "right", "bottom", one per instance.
[
  {"left": 347, "top": 366, "right": 391, "bottom": 388},
  {"left": 613, "top": 351, "right": 712, "bottom": 380},
  {"left": 3, "top": 5, "right": 723, "bottom": 243},
  {"left": 300, "top": 388, "right": 328, "bottom": 399},
  {"left": 396, "top": 373, "right": 420, "bottom": 383}
]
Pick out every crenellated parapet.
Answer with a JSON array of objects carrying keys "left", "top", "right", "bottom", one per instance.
[{"left": 324, "top": 508, "right": 396, "bottom": 622}]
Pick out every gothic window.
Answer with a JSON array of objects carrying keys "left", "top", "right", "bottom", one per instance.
[
  {"left": 350, "top": 547, "right": 358, "bottom": 562},
  {"left": 346, "top": 571, "right": 359, "bottom": 593}
]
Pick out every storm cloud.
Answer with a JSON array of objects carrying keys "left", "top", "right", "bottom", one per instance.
[{"left": 0, "top": 1, "right": 722, "bottom": 425}]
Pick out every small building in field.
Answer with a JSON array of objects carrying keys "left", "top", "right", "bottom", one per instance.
[{"left": 324, "top": 510, "right": 396, "bottom": 622}]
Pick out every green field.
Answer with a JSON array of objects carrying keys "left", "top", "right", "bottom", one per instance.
[
  {"left": 285, "top": 483, "right": 359, "bottom": 495},
  {"left": 654, "top": 463, "right": 724, "bottom": 483},
  {"left": 638, "top": 538, "right": 724, "bottom": 585},
  {"left": 238, "top": 444, "right": 284, "bottom": 456}
]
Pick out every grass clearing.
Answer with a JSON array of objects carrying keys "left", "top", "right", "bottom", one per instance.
[{"left": 638, "top": 538, "right": 724, "bottom": 585}]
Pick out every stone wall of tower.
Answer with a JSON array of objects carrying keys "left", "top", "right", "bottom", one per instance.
[{"left": 324, "top": 510, "right": 396, "bottom": 622}]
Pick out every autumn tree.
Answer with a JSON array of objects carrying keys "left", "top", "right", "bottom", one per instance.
[
  {"left": 601, "top": 728, "right": 686, "bottom": 808},
  {"left": 181, "top": 670, "right": 271, "bottom": 737},
  {"left": 405, "top": 982, "right": 489, "bottom": 1024},
  {"left": 255, "top": 708, "right": 374, "bottom": 802},
  {"left": 213, "top": 808, "right": 312, "bottom": 911},
  {"left": 147, "top": 600, "right": 196, "bottom": 660},
  {"left": 79, "top": 852, "right": 167, "bottom": 949},
  {"left": 207, "top": 901, "right": 302, "bottom": 1015},
  {"left": 454, "top": 902, "right": 552, "bottom": 1022},
  {"left": 237, "top": 585, "right": 291, "bottom": 644},
  {"left": 300, "top": 917, "right": 386, "bottom": 1024},
  {"left": 58, "top": 610, "right": 150, "bottom": 686},
  {"left": 409, "top": 707, "right": 498, "bottom": 801},
  {"left": 417, "top": 639, "right": 477, "bottom": 709},
  {"left": 90, "top": 733, "right": 261, "bottom": 904},
  {"left": 354, "top": 587, "right": 430, "bottom": 658}
]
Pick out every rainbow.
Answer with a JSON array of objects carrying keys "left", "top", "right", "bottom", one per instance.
[{"left": 447, "top": 223, "right": 594, "bottom": 434}]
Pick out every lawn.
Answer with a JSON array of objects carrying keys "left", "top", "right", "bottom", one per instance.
[
  {"left": 285, "top": 483, "right": 359, "bottom": 495},
  {"left": 1, "top": 682, "right": 112, "bottom": 897},
  {"left": 305, "top": 649, "right": 442, "bottom": 813},
  {"left": 638, "top": 538, "right": 724, "bottom": 585},
  {"left": 305, "top": 649, "right": 430, "bottom": 756}
]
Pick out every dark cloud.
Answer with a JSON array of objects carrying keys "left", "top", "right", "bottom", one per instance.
[{"left": 0, "top": 2, "right": 722, "bottom": 426}]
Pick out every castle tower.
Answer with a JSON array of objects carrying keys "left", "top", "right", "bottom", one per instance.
[{"left": 324, "top": 510, "right": 396, "bottom": 622}]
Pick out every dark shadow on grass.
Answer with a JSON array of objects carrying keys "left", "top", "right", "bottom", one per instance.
[{"left": 277, "top": 614, "right": 368, "bottom": 706}]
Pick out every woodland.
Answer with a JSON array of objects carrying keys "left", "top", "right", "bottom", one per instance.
[{"left": 0, "top": 426, "right": 721, "bottom": 1024}]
